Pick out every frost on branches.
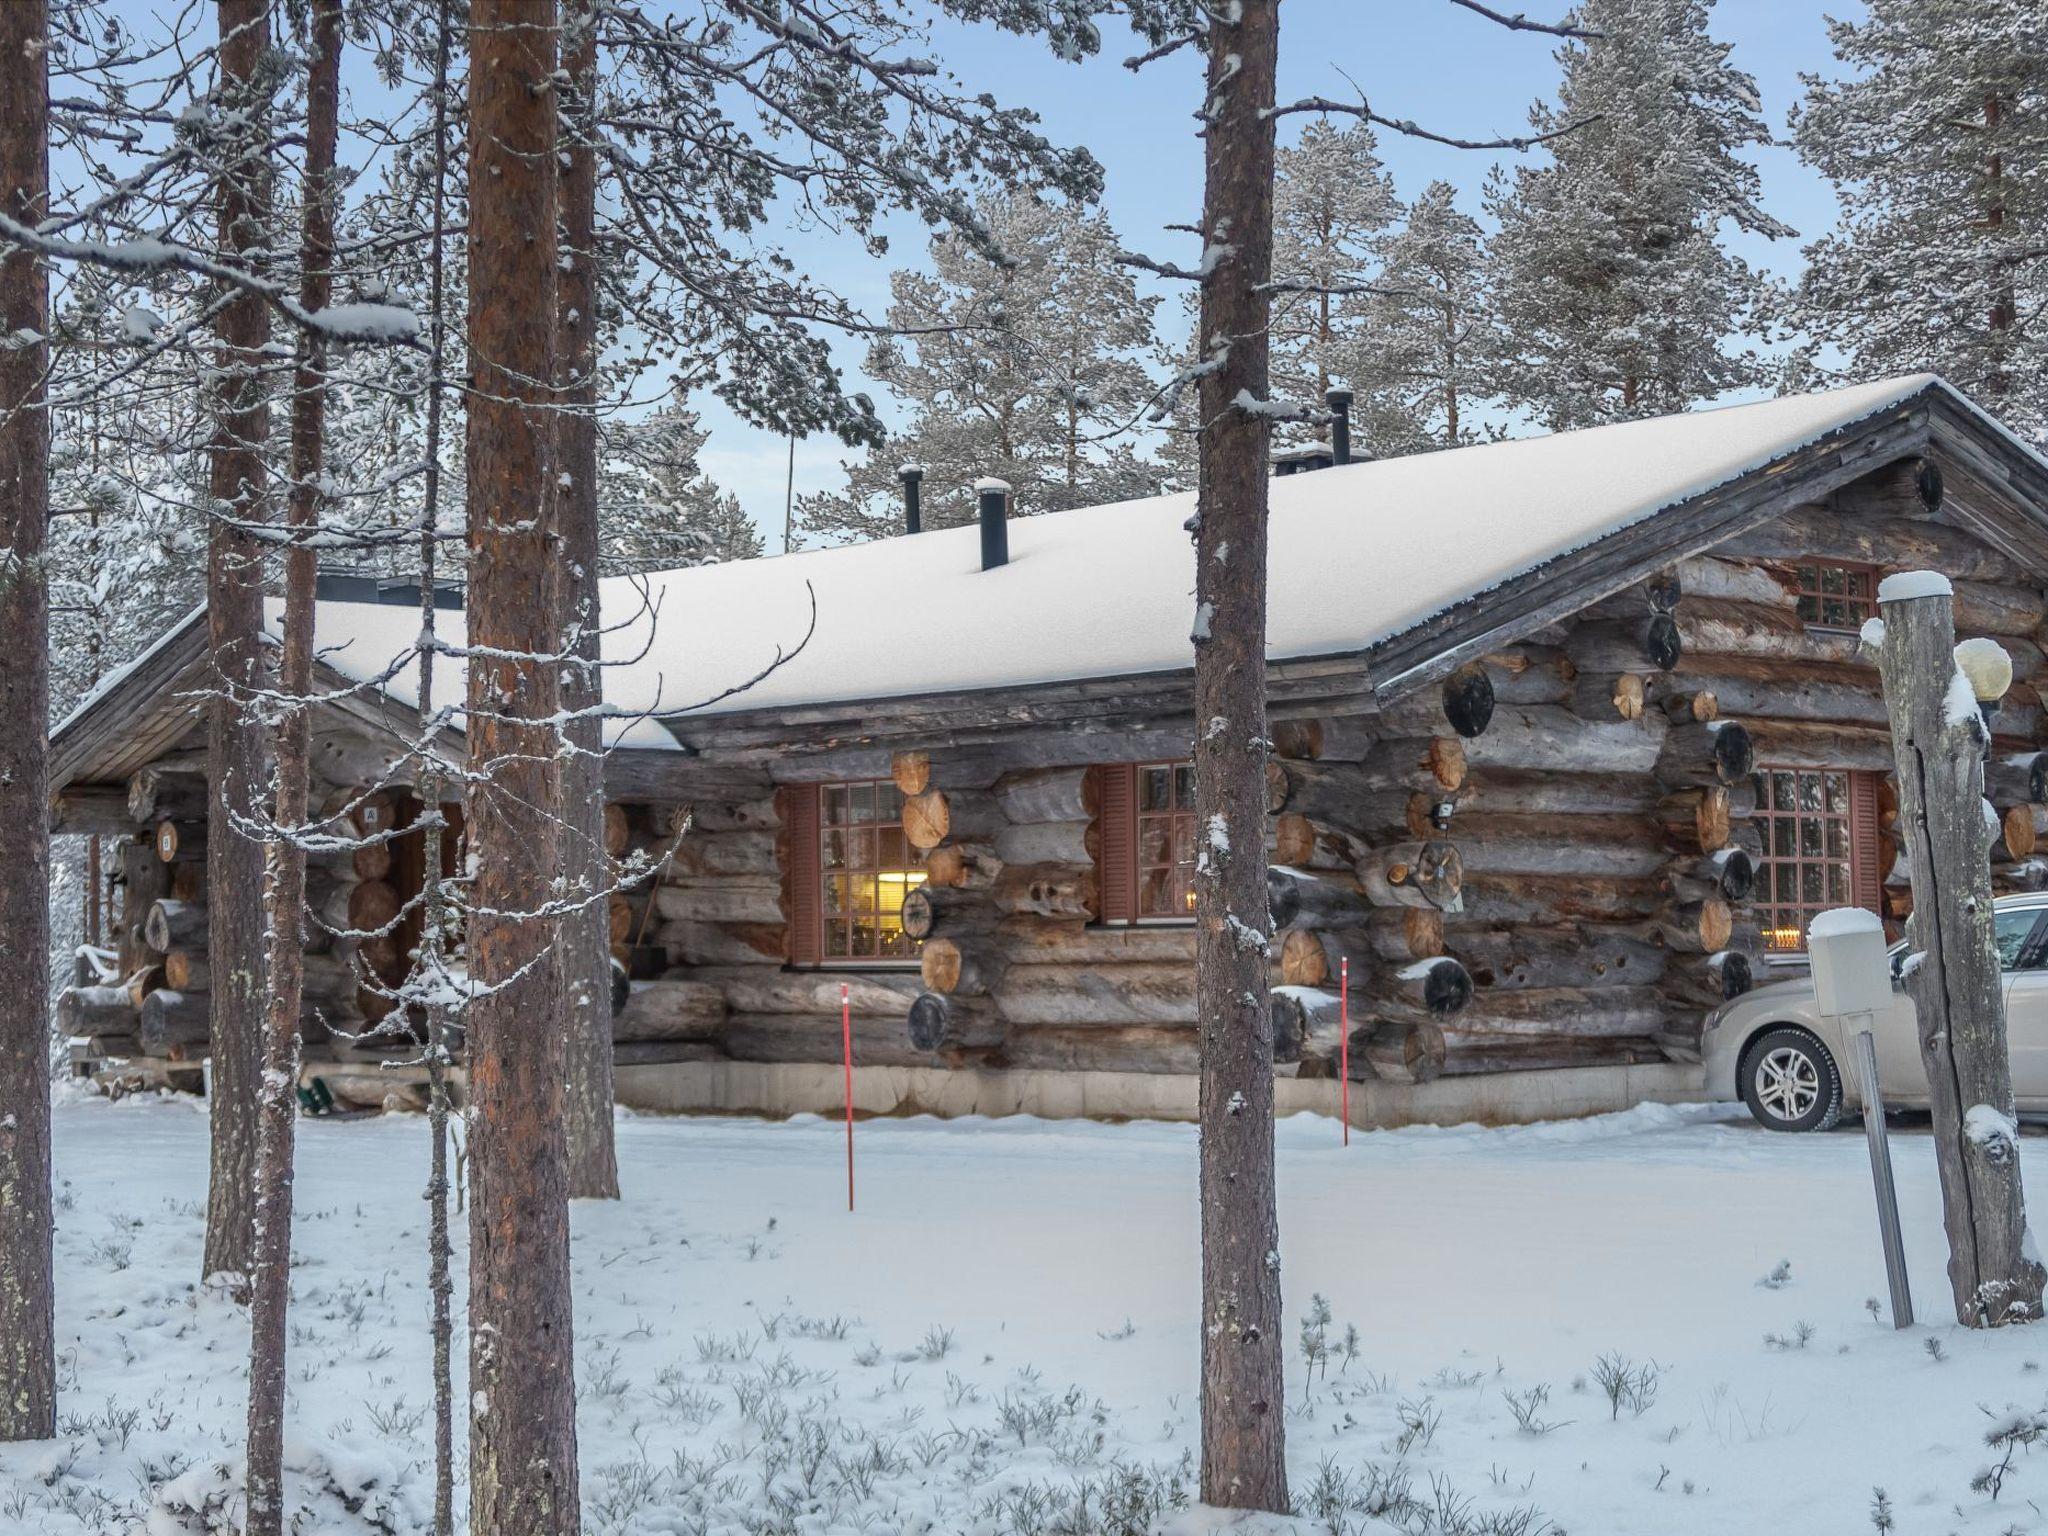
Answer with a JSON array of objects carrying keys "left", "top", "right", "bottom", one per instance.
[
  {"left": 1485, "top": 0, "right": 1791, "bottom": 430},
  {"left": 798, "top": 194, "right": 1166, "bottom": 545},
  {"left": 1783, "top": 0, "right": 2048, "bottom": 444}
]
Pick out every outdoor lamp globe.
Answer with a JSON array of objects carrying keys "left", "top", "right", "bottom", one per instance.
[{"left": 1955, "top": 637, "right": 2014, "bottom": 703}]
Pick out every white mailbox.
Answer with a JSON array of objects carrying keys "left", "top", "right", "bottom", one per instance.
[{"left": 1807, "top": 906, "right": 1892, "bottom": 1020}]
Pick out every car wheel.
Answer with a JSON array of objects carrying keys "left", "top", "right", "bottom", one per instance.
[{"left": 1739, "top": 1028, "right": 1844, "bottom": 1133}]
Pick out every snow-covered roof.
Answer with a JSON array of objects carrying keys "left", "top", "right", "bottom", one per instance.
[{"left": 64, "top": 373, "right": 1999, "bottom": 763}]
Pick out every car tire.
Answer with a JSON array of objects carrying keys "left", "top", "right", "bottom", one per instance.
[{"left": 1739, "top": 1028, "right": 1844, "bottom": 1133}]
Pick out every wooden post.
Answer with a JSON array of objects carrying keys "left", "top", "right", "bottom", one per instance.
[{"left": 1874, "top": 571, "right": 2045, "bottom": 1327}]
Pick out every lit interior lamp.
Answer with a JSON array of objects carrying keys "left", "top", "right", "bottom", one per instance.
[{"left": 1954, "top": 636, "right": 2014, "bottom": 751}]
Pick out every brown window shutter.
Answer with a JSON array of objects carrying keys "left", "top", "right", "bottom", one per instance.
[
  {"left": 784, "top": 782, "right": 823, "bottom": 965},
  {"left": 1097, "top": 762, "right": 1138, "bottom": 925},
  {"left": 1849, "top": 769, "right": 1884, "bottom": 916}
]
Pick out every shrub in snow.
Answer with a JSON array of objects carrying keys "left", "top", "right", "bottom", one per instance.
[{"left": 1590, "top": 1352, "right": 1660, "bottom": 1420}]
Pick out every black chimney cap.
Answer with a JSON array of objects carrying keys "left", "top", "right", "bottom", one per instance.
[{"left": 975, "top": 477, "right": 1010, "bottom": 570}]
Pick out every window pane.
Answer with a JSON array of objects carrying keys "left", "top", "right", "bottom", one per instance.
[
  {"left": 1139, "top": 867, "right": 1171, "bottom": 917},
  {"left": 1771, "top": 771, "right": 1796, "bottom": 809},
  {"left": 1140, "top": 767, "right": 1171, "bottom": 812},
  {"left": 822, "top": 828, "right": 846, "bottom": 870},
  {"left": 1138, "top": 817, "right": 1170, "bottom": 865},
  {"left": 1772, "top": 818, "right": 1795, "bottom": 857},
  {"left": 1826, "top": 819, "right": 1848, "bottom": 860},
  {"left": 823, "top": 784, "right": 847, "bottom": 825},
  {"left": 1800, "top": 817, "right": 1823, "bottom": 858},
  {"left": 1801, "top": 864, "right": 1825, "bottom": 905},
  {"left": 1825, "top": 774, "right": 1850, "bottom": 815},
  {"left": 1175, "top": 765, "right": 1196, "bottom": 805},
  {"left": 1827, "top": 863, "right": 1848, "bottom": 904},
  {"left": 825, "top": 920, "right": 850, "bottom": 958},
  {"left": 1798, "top": 774, "right": 1823, "bottom": 812}
]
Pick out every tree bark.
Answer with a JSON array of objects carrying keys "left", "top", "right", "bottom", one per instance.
[
  {"left": 245, "top": 1, "right": 339, "bottom": 1525},
  {"left": 465, "top": 2, "right": 581, "bottom": 1528},
  {"left": 557, "top": 0, "right": 618, "bottom": 1200},
  {"left": 1875, "top": 580, "right": 2045, "bottom": 1326},
  {"left": 0, "top": 0, "right": 54, "bottom": 1444},
  {"left": 204, "top": 0, "right": 275, "bottom": 1290},
  {"left": 1191, "top": 0, "right": 1287, "bottom": 1510}
]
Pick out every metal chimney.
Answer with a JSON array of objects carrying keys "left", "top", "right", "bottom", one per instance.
[
  {"left": 975, "top": 477, "right": 1010, "bottom": 571},
  {"left": 899, "top": 462, "right": 924, "bottom": 535},
  {"left": 1325, "top": 387, "right": 1354, "bottom": 467}
]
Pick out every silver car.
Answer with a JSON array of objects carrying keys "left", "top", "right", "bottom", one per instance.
[{"left": 1702, "top": 892, "right": 2048, "bottom": 1132}]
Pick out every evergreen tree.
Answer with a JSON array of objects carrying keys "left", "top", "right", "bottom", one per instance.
[
  {"left": 1268, "top": 119, "right": 1396, "bottom": 430},
  {"left": 798, "top": 194, "right": 1163, "bottom": 544},
  {"left": 601, "top": 404, "right": 762, "bottom": 572},
  {"left": 1785, "top": 0, "right": 2048, "bottom": 440},
  {"left": 1346, "top": 181, "right": 1500, "bottom": 452},
  {"left": 1485, "top": 0, "right": 1791, "bottom": 430}
]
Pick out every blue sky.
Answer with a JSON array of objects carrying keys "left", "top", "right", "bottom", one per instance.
[{"left": 702, "top": 0, "right": 1863, "bottom": 546}]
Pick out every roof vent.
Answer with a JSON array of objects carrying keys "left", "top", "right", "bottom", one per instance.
[
  {"left": 1272, "top": 443, "right": 1334, "bottom": 477},
  {"left": 1325, "top": 387, "right": 1354, "bottom": 466},
  {"left": 975, "top": 477, "right": 1010, "bottom": 570},
  {"left": 315, "top": 571, "right": 464, "bottom": 609},
  {"left": 899, "top": 462, "right": 924, "bottom": 535}
]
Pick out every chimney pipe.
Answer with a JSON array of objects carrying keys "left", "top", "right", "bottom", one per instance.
[
  {"left": 1325, "top": 387, "right": 1354, "bottom": 467},
  {"left": 975, "top": 477, "right": 1011, "bottom": 570},
  {"left": 899, "top": 462, "right": 924, "bottom": 535}
]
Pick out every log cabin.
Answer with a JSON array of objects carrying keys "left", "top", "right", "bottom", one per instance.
[{"left": 43, "top": 374, "right": 2048, "bottom": 1125}]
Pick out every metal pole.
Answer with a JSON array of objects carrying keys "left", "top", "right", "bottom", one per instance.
[{"left": 1850, "top": 1020, "right": 1913, "bottom": 1328}]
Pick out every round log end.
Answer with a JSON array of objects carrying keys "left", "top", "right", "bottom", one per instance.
[
  {"left": 1716, "top": 847, "right": 1756, "bottom": 904},
  {"left": 1644, "top": 613, "right": 1683, "bottom": 672},
  {"left": 1264, "top": 759, "right": 1291, "bottom": 815},
  {"left": 1710, "top": 721, "right": 1755, "bottom": 784},
  {"left": 903, "top": 789, "right": 950, "bottom": 850},
  {"left": 1913, "top": 456, "right": 1943, "bottom": 513},
  {"left": 1713, "top": 950, "right": 1755, "bottom": 1001},
  {"left": 610, "top": 956, "right": 631, "bottom": 1015},
  {"left": 1645, "top": 570, "right": 1683, "bottom": 613},
  {"left": 603, "top": 802, "right": 632, "bottom": 857},
  {"left": 1272, "top": 719, "right": 1323, "bottom": 761},
  {"left": 1404, "top": 907, "right": 1446, "bottom": 960},
  {"left": 891, "top": 751, "right": 932, "bottom": 797},
  {"left": 1266, "top": 867, "right": 1302, "bottom": 929},
  {"left": 1613, "top": 674, "right": 1646, "bottom": 721},
  {"left": 1442, "top": 664, "right": 1495, "bottom": 739},
  {"left": 1427, "top": 736, "right": 1468, "bottom": 793},
  {"left": 902, "top": 884, "right": 938, "bottom": 940},
  {"left": 920, "top": 936, "right": 965, "bottom": 994},
  {"left": 1699, "top": 898, "right": 1733, "bottom": 954},
  {"left": 1695, "top": 785, "right": 1732, "bottom": 852},
  {"left": 1363, "top": 1021, "right": 1446, "bottom": 1084},
  {"left": 1279, "top": 927, "right": 1331, "bottom": 988},
  {"left": 154, "top": 820, "right": 179, "bottom": 862},
  {"left": 2005, "top": 804, "right": 2040, "bottom": 861},
  {"left": 907, "top": 991, "right": 949, "bottom": 1052},
  {"left": 1411, "top": 956, "right": 1474, "bottom": 1018}
]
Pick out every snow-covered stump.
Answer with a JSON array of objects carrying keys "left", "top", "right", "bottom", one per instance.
[{"left": 1873, "top": 571, "right": 2045, "bottom": 1327}]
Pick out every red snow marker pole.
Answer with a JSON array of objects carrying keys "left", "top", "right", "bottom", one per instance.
[
  {"left": 1339, "top": 957, "right": 1350, "bottom": 1146},
  {"left": 841, "top": 982, "right": 855, "bottom": 1211}
]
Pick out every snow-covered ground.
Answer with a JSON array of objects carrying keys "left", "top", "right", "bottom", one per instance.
[{"left": 9, "top": 1092, "right": 2048, "bottom": 1534}]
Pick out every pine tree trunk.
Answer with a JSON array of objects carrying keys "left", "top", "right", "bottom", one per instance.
[
  {"left": 0, "top": 0, "right": 55, "bottom": 1446},
  {"left": 465, "top": 3, "right": 581, "bottom": 1530},
  {"left": 244, "top": 1, "right": 339, "bottom": 1524},
  {"left": 1192, "top": 0, "right": 1288, "bottom": 1510},
  {"left": 1875, "top": 583, "right": 2046, "bottom": 1326},
  {"left": 558, "top": 0, "right": 619, "bottom": 1201},
  {"left": 203, "top": 0, "right": 275, "bottom": 1291}
]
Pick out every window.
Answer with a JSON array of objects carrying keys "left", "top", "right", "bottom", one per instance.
[
  {"left": 1757, "top": 767, "right": 1882, "bottom": 953},
  {"left": 1993, "top": 908, "right": 2048, "bottom": 972},
  {"left": 1794, "top": 560, "right": 1877, "bottom": 632},
  {"left": 786, "top": 780, "right": 926, "bottom": 964},
  {"left": 1097, "top": 761, "right": 1198, "bottom": 923}
]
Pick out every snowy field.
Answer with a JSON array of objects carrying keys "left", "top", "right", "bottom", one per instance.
[{"left": 10, "top": 1094, "right": 2048, "bottom": 1534}]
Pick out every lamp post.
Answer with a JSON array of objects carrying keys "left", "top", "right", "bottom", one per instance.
[{"left": 1955, "top": 635, "right": 2015, "bottom": 754}]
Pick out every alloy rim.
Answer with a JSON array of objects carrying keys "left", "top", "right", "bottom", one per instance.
[{"left": 1756, "top": 1045, "right": 1821, "bottom": 1122}]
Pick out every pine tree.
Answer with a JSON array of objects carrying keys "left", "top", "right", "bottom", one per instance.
[
  {"left": 1485, "top": 0, "right": 1791, "bottom": 430},
  {"left": 601, "top": 405, "right": 763, "bottom": 572},
  {"left": 1785, "top": 0, "right": 2048, "bottom": 440},
  {"left": 1268, "top": 119, "right": 1396, "bottom": 430},
  {"left": 798, "top": 194, "right": 1163, "bottom": 544},
  {"left": 1346, "top": 181, "right": 1500, "bottom": 451}
]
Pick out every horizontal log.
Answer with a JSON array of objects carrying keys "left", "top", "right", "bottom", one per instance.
[
  {"left": 994, "top": 820, "right": 1092, "bottom": 867},
  {"left": 999, "top": 1024, "right": 1201, "bottom": 1075},
  {"left": 1438, "top": 1032, "right": 1667, "bottom": 1077},
  {"left": 1566, "top": 616, "right": 1682, "bottom": 675},
  {"left": 1988, "top": 754, "right": 2048, "bottom": 808},
  {"left": 1655, "top": 720, "right": 1754, "bottom": 788},
  {"left": 1269, "top": 987, "right": 1353, "bottom": 1064},
  {"left": 1266, "top": 866, "right": 1370, "bottom": 930},
  {"left": 1656, "top": 785, "right": 1733, "bottom": 854},
  {"left": 899, "top": 884, "right": 995, "bottom": 941},
  {"left": 1653, "top": 899, "right": 1733, "bottom": 954},
  {"left": 1271, "top": 813, "right": 1368, "bottom": 872},
  {"left": 720, "top": 1012, "right": 955, "bottom": 1069},
  {"left": 921, "top": 937, "right": 1003, "bottom": 997},
  {"left": 995, "top": 962, "right": 1197, "bottom": 1026},
  {"left": 653, "top": 878, "right": 785, "bottom": 925},
  {"left": 613, "top": 1041, "right": 726, "bottom": 1068},
  {"left": 906, "top": 992, "right": 1006, "bottom": 1053},
  {"left": 1461, "top": 705, "right": 1668, "bottom": 776},
  {"left": 603, "top": 802, "right": 632, "bottom": 857},
  {"left": 1444, "top": 983, "right": 1668, "bottom": 1038},
  {"left": 1368, "top": 956, "right": 1474, "bottom": 1021},
  {"left": 1835, "top": 456, "right": 1942, "bottom": 518},
  {"left": 1461, "top": 873, "right": 1663, "bottom": 925},
  {"left": 1663, "top": 847, "right": 1755, "bottom": 905},
  {"left": 1448, "top": 820, "right": 1669, "bottom": 880},
  {"left": 613, "top": 979, "right": 727, "bottom": 1043},
  {"left": 57, "top": 986, "right": 135, "bottom": 1038},
  {"left": 1444, "top": 770, "right": 1668, "bottom": 821},
  {"left": 1740, "top": 719, "right": 1897, "bottom": 773},
  {"left": 1447, "top": 924, "right": 1666, "bottom": 992},
  {"left": 1665, "top": 657, "right": 1886, "bottom": 727},
  {"left": 1360, "top": 1021, "right": 1446, "bottom": 1084},
  {"left": 686, "top": 966, "right": 921, "bottom": 1016},
  {"left": 139, "top": 988, "right": 210, "bottom": 1054},
  {"left": 651, "top": 918, "right": 786, "bottom": 967},
  {"left": 1719, "top": 508, "right": 2021, "bottom": 583},
  {"left": 667, "top": 831, "right": 777, "bottom": 879},
  {"left": 1359, "top": 840, "right": 1463, "bottom": 913},
  {"left": 993, "top": 767, "right": 1097, "bottom": 825},
  {"left": 127, "top": 765, "right": 207, "bottom": 824},
  {"left": 49, "top": 784, "right": 134, "bottom": 835},
  {"left": 990, "top": 863, "right": 1095, "bottom": 920},
  {"left": 1673, "top": 554, "right": 1795, "bottom": 607},
  {"left": 689, "top": 793, "right": 780, "bottom": 833},
  {"left": 1662, "top": 950, "right": 1757, "bottom": 1009},
  {"left": 995, "top": 915, "right": 1197, "bottom": 964},
  {"left": 1267, "top": 759, "right": 1445, "bottom": 826},
  {"left": 143, "top": 899, "right": 205, "bottom": 954}
]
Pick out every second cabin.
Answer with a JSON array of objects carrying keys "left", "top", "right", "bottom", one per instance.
[{"left": 45, "top": 373, "right": 2048, "bottom": 1125}]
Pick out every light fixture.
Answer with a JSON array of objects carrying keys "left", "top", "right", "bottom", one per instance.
[{"left": 1955, "top": 636, "right": 2014, "bottom": 751}]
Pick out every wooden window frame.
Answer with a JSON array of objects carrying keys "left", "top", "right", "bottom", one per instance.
[
  {"left": 1097, "top": 760, "right": 1198, "bottom": 926},
  {"left": 1756, "top": 765, "right": 1883, "bottom": 955},
  {"left": 784, "top": 778, "right": 926, "bottom": 968},
  {"left": 1792, "top": 558, "right": 1880, "bottom": 634}
]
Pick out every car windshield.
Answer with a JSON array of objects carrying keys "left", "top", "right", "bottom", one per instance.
[{"left": 1886, "top": 906, "right": 2048, "bottom": 973}]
